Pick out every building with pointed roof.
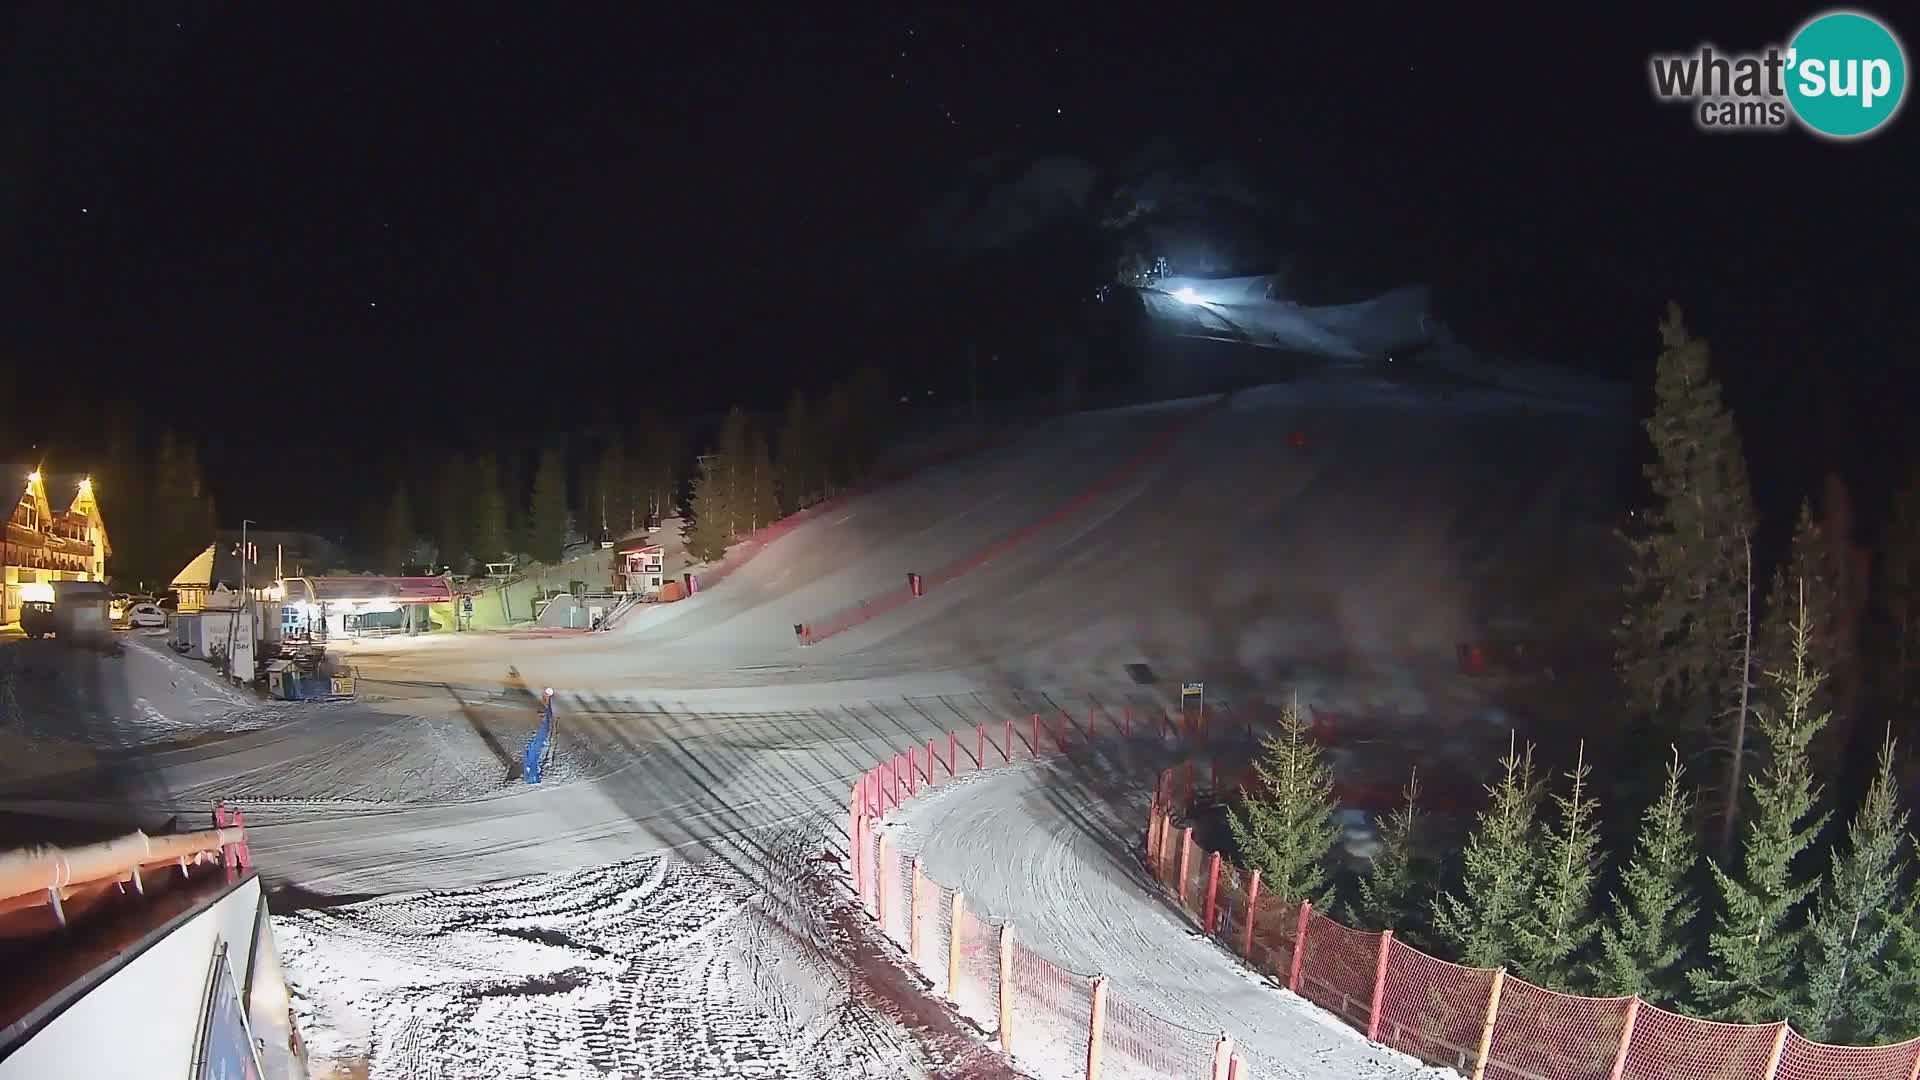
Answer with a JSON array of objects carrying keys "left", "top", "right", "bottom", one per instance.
[{"left": 3, "top": 466, "right": 110, "bottom": 626}]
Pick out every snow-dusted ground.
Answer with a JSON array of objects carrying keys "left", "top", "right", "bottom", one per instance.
[
  {"left": 881, "top": 746, "right": 1454, "bottom": 1080},
  {"left": 0, "top": 359, "right": 1633, "bottom": 1078},
  {"left": 278, "top": 820, "right": 941, "bottom": 1080}
]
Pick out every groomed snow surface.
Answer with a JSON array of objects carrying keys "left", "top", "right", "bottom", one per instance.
[
  {"left": 277, "top": 821, "right": 942, "bottom": 1080},
  {"left": 1, "top": 359, "right": 1632, "bottom": 1078},
  {"left": 878, "top": 742, "right": 1455, "bottom": 1080}
]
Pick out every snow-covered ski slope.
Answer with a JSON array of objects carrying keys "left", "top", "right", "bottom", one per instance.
[
  {"left": 0, "top": 355, "right": 1633, "bottom": 1078},
  {"left": 881, "top": 746, "right": 1454, "bottom": 1080}
]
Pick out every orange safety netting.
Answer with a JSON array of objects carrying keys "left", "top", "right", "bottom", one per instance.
[
  {"left": 1297, "top": 910, "right": 1383, "bottom": 1027},
  {"left": 1484, "top": 975, "right": 1633, "bottom": 1080},
  {"left": 1375, "top": 938, "right": 1498, "bottom": 1072},
  {"left": 1246, "top": 891, "right": 1301, "bottom": 983},
  {"left": 1102, "top": 988, "right": 1219, "bottom": 1079},
  {"left": 1773, "top": 1030, "right": 1920, "bottom": 1080},
  {"left": 955, "top": 907, "right": 1001, "bottom": 1032},
  {"left": 1008, "top": 939, "right": 1094, "bottom": 1057},
  {"left": 1616, "top": 1002, "right": 1782, "bottom": 1080}
]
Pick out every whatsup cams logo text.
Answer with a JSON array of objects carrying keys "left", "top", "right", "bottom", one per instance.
[{"left": 1649, "top": 9, "right": 1907, "bottom": 139}]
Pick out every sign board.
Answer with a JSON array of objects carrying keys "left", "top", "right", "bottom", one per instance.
[
  {"left": 1180, "top": 681, "right": 1204, "bottom": 700},
  {"left": 461, "top": 596, "right": 474, "bottom": 616},
  {"left": 195, "top": 943, "right": 264, "bottom": 1080},
  {"left": 330, "top": 674, "right": 355, "bottom": 696}
]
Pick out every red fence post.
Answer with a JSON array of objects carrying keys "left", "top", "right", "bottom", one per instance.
[
  {"left": 1032, "top": 713, "right": 1041, "bottom": 756},
  {"left": 908, "top": 856, "right": 924, "bottom": 964},
  {"left": 1760, "top": 1024, "right": 1789, "bottom": 1080},
  {"left": 1177, "top": 827, "right": 1195, "bottom": 903},
  {"left": 876, "top": 833, "right": 891, "bottom": 927},
  {"left": 1607, "top": 997, "right": 1640, "bottom": 1080},
  {"left": 948, "top": 731, "right": 957, "bottom": 776},
  {"left": 1086, "top": 975, "right": 1108, "bottom": 1080},
  {"left": 1003, "top": 717, "right": 1013, "bottom": 762},
  {"left": 1204, "top": 851, "right": 1223, "bottom": 932},
  {"left": 1242, "top": 870, "right": 1261, "bottom": 958},
  {"left": 1366, "top": 930, "right": 1393, "bottom": 1041},
  {"left": 977, "top": 724, "right": 986, "bottom": 769},
  {"left": 1288, "top": 901, "right": 1312, "bottom": 992},
  {"left": 926, "top": 739, "right": 937, "bottom": 784}
]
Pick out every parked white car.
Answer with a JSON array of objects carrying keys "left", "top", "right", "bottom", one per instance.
[{"left": 126, "top": 602, "right": 168, "bottom": 628}]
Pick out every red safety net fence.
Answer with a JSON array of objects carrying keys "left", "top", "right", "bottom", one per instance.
[
  {"left": 841, "top": 706, "right": 1251, "bottom": 1079},
  {"left": 1103, "top": 990, "right": 1221, "bottom": 1080},
  {"left": 1149, "top": 764, "right": 1920, "bottom": 1080}
]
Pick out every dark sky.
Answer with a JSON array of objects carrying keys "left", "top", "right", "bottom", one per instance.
[{"left": 2, "top": 5, "right": 1912, "bottom": 526}]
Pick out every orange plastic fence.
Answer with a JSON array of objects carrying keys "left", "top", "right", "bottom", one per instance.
[
  {"left": 845, "top": 705, "right": 1249, "bottom": 1079},
  {"left": 1153, "top": 765, "right": 1920, "bottom": 1080}
]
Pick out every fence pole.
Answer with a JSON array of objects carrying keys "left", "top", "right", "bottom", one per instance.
[
  {"left": 1003, "top": 717, "right": 1013, "bottom": 762},
  {"left": 1242, "top": 870, "right": 1262, "bottom": 959},
  {"left": 848, "top": 799, "right": 860, "bottom": 895},
  {"left": 908, "top": 748, "right": 919, "bottom": 795},
  {"left": 1204, "top": 851, "right": 1223, "bottom": 932},
  {"left": 1288, "top": 901, "right": 1311, "bottom": 992},
  {"left": 1147, "top": 807, "right": 1162, "bottom": 864},
  {"left": 926, "top": 738, "right": 937, "bottom": 785},
  {"left": 1606, "top": 997, "right": 1640, "bottom": 1080},
  {"left": 1226, "top": 1054, "right": 1248, "bottom": 1080},
  {"left": 909, "top": 856, "right": 925, "bottom": 965},
  {"left": 998, "top": 922, "right": 1015, "bottom": 1054},
  {"left": 1032, "top": 713, "right": 1041, "bottom": 757},
  {"left": 1907, "top": 1041, "right": 1920, "bottom": 1080},
  {"left": 1366, "top": 930, "right": 1393, "bottom": 1041},
  {"left": 948, "top": 891, "right": 965, "bottom": 1003},
  {"left": 977, "top": 724, "right": 986, "bottom": 769},
  {"left": 1211, "top": 1035, "right": 1233, "bottom": 1080},
  {"left": 949, "top": 731, "right": 957, "bottom": 776},
  {"left": 1470, "top": 969, "right": 1506, "bottom": 1080},
  {"left": 876, "top": 833, "right": 892, "bottom": 927},
  {"left": 1760, "top": 1023, "right": 1789, "bottom": 1080},
  {"left": 1086, "top": 975, "right": 1107, "bottom": 1080},
  {"left": 1178, "top": 827, "right": 1195, "bottom": 903}
]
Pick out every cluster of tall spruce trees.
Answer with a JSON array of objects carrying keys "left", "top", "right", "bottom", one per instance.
[
  {"left": 1232, "top": 304, "right": 1920, "bottom": 1043},
  {"left": 366, "top": 370, "right": 894, "bottom": 576}
]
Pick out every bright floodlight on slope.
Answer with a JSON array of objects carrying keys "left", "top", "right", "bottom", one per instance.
[{"left": 1173, "top": 287, "right": 1203, "bottom": 305}]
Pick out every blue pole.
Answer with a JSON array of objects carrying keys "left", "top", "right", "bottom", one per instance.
[{"left": 524, "top": 690, "right": 553, "bottom": 783}]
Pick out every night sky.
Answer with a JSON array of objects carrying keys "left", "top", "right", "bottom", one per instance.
[{"left": 2, "top": 6, "right": 1911, "bottom": 528}]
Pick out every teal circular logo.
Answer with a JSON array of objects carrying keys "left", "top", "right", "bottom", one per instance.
[{"left": 1786, "top": 10, "right": 1907, "bottom": 139}]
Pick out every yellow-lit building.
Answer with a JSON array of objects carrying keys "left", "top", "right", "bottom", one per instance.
[{"left": 3, "top": 468, "right": 110, "bottom": 625}]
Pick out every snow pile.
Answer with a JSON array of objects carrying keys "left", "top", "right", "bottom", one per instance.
[{"left": 278, "top": 823, "right": 936, "bottom": 1080}]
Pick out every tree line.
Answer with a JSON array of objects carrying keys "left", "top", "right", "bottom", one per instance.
[
  {"left": 1233, "top": 304, "right": 1920, "bottom": 1043},
  {"left": 369, "top": 369, "right": 896, "bottom": 575}
]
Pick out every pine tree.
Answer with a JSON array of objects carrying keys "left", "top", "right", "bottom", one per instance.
[
  {"left": 1688, "top": 589, "right": 1832, "bottom": 1022},
  {"left": 527, "top": 448, "right": 569, "bottom": 565},
  {"left": 717, "top": 407, "right": 753, "bottom": 539},
  {"left": 1883, "top": 464, "right": 1920, "bottom": 711},
  {"left": 745, "top": 431, "right": 781, "bottom": 531},
  {"left": 1616, "top": 305, "right": 1757, "bottom": 728},
  {"left": 1589, "top": 748, "right": 1699, "bottom": 1002},
  {"left": 1514, "top": 743, "right": 1605, "bottom": 989},
  {"left": 1757, "top": 503, "right": 1840, "bottom": 740},
  {"left": 683, "top": 450, "right": 732, "bottom": 563},
  {"left": 434, "top": 455, "right": 471, "bottom": 574},
  {"left": 778, "top": 390, "right": 820, "bottom": 512},
  {"left": 1858, "top": 896, "right": 1920, "bottom": 1042},
  {"left": 470, "top": 456, "right": 509, "bottom": 567},
  {"left": 597, "top": 438, "right": 637, "bottom": 542},
  {"left": 1227, "top": 695, "right": 1340, "bottom": 909},
  {"left": 1434, "top": 736, "right": 1542, "bottom": 970},
  {"left": 821, "top": 382, "right": 857, "bottom": 493},
  {"left": 1795, "top": 732, "right": 1909, "bottom": 1041},
  {"left": 634, "top": 419, "right": 682, "bottom": 525},
  {"left": 381, "top": 485, "right": 415, "bottom": 574},
  {"left": 1351, "top": 769, "right": 1427, "bottom": 935}
]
